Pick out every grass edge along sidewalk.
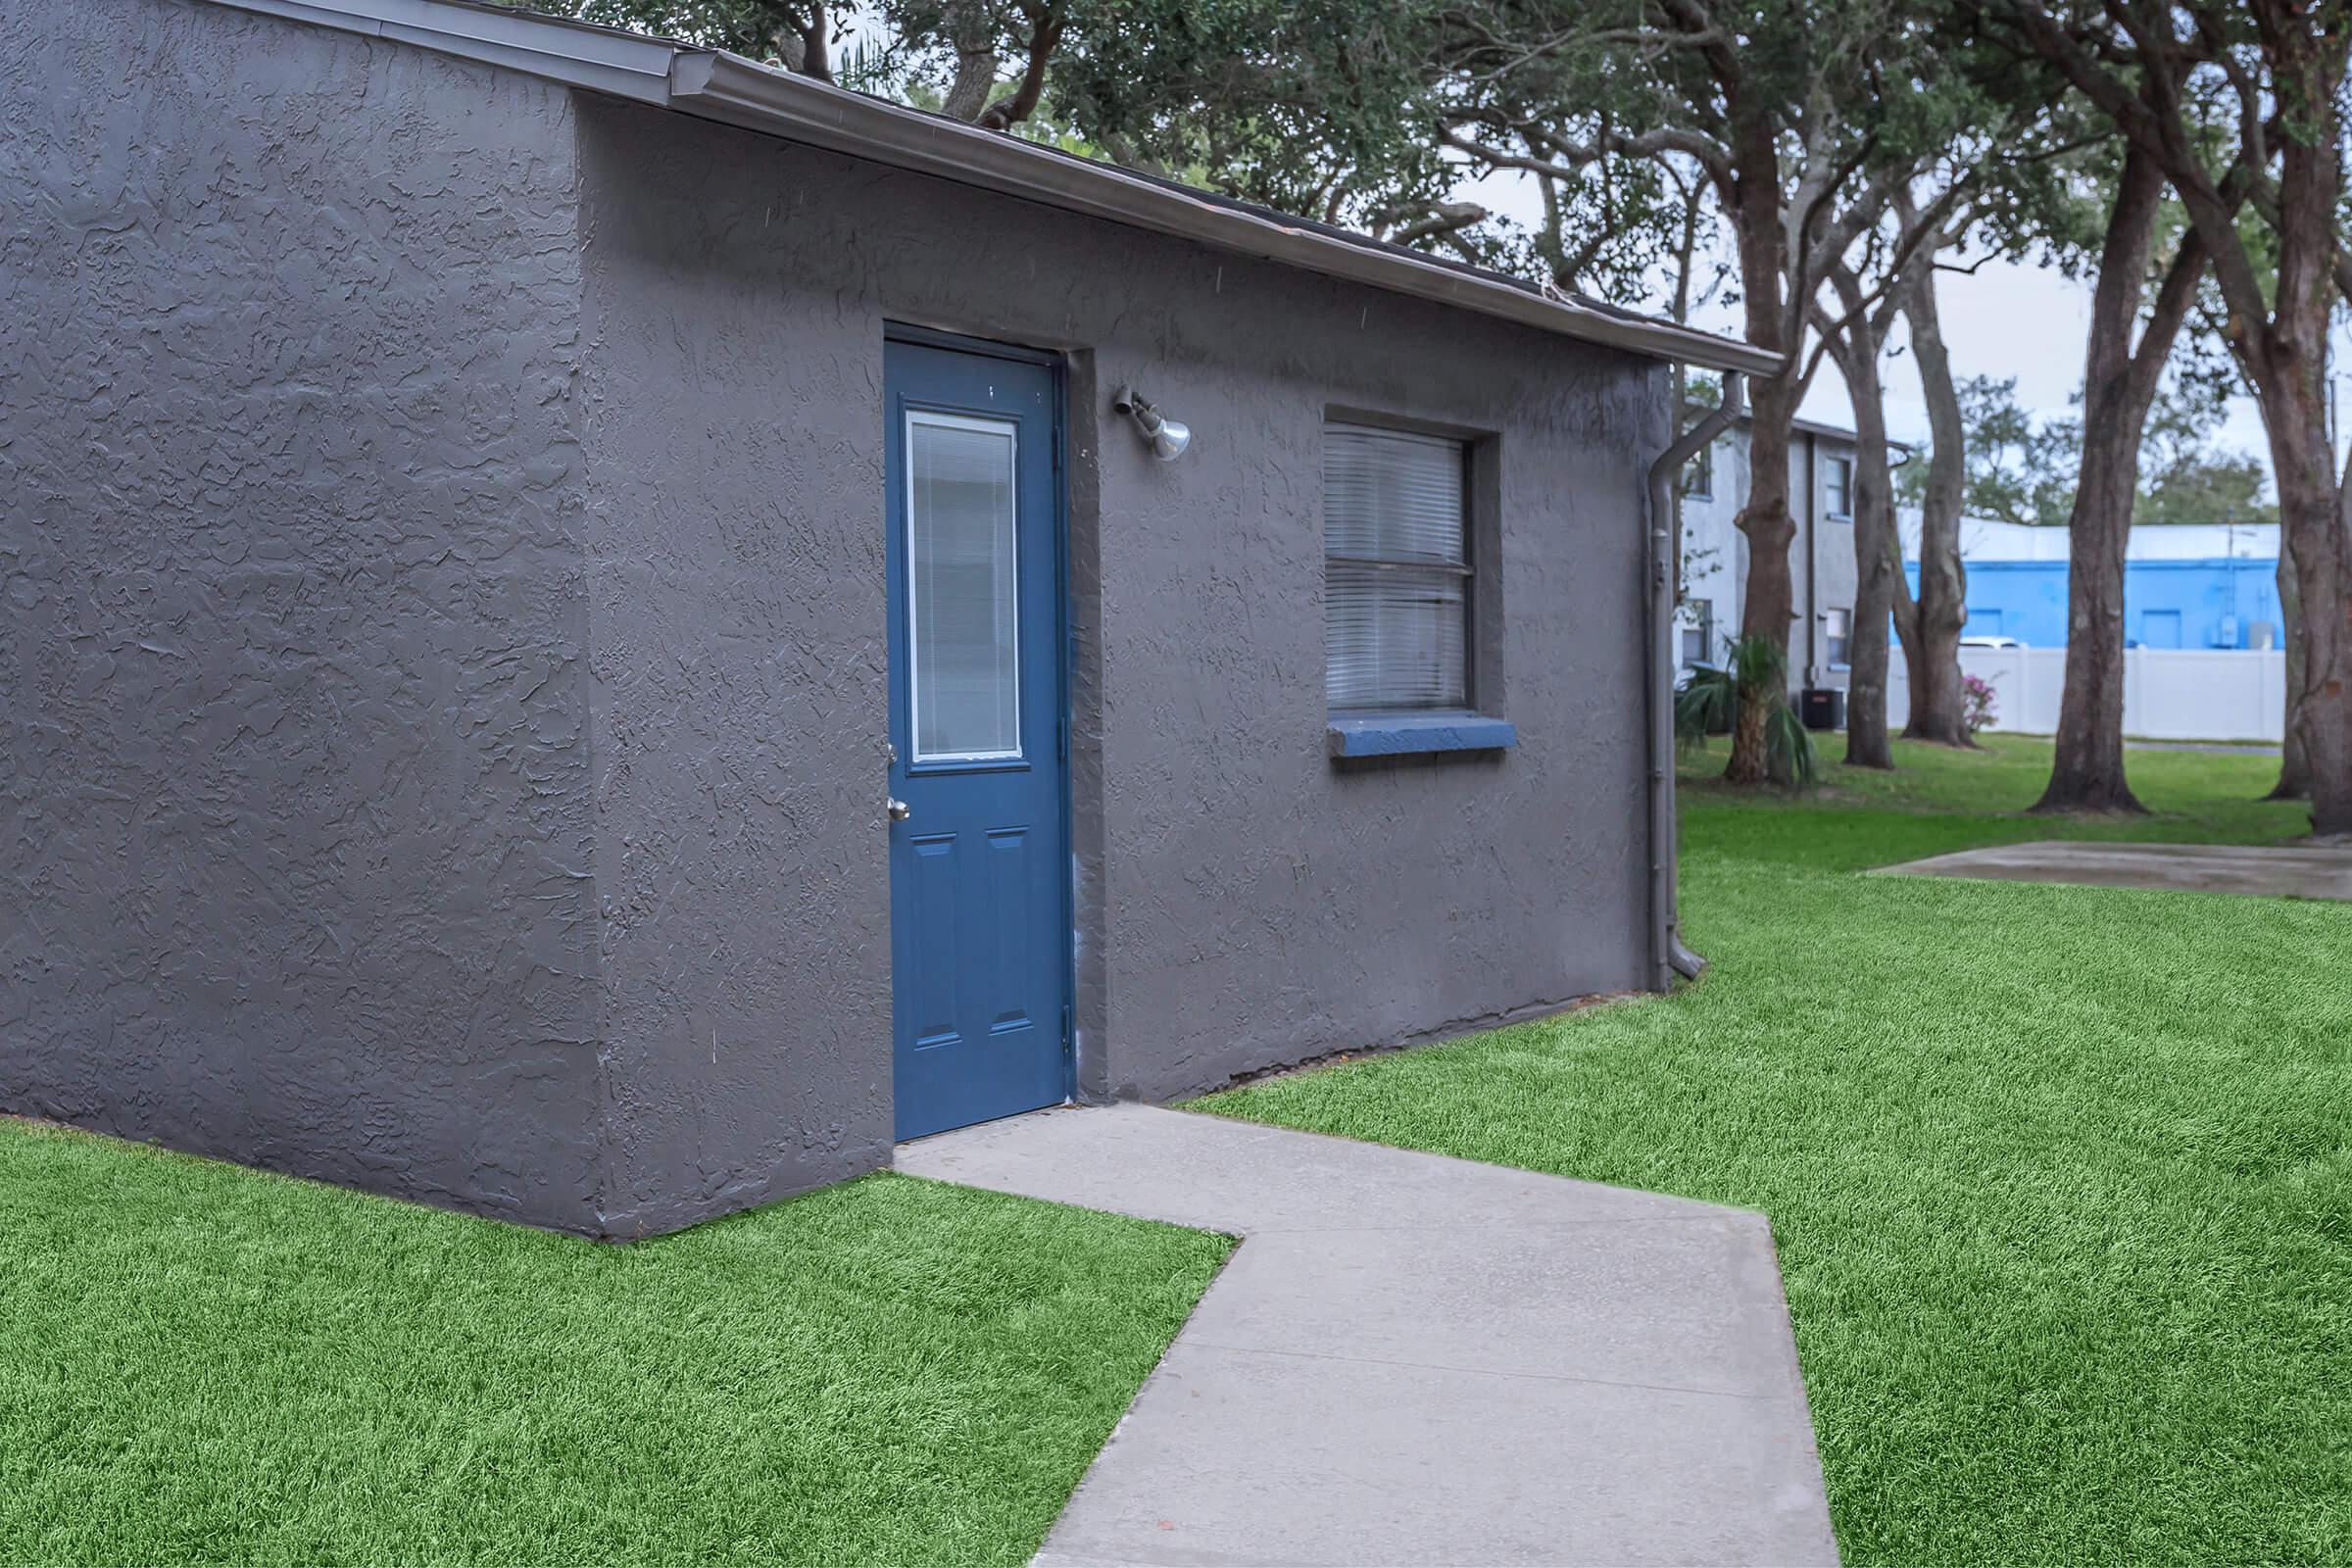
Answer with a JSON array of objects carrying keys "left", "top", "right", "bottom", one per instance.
[
  {"left": 1201, "top": 737, "right": 2350, "bottom": 1563},
  {"left": 0, "top": 1118, "right": 1231, "bottom": 1567}
]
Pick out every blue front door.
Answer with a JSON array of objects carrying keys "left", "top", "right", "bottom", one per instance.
[{"left": 885, "top": 334, "right": 1069, "bottom": 1141}]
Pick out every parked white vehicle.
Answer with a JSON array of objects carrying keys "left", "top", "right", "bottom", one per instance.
[{"left": 1960, "top": 634, "right": 2027, "bottom": 650}]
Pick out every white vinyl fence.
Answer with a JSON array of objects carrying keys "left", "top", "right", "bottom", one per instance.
[{"left": 1885, "top": 647, "right": 2286, "bottom": 744}]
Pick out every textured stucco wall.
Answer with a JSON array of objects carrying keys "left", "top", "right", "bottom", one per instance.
[
  {"left": 571, "top": 98, "right": 1666, "bottom": 1116},
  {"left": 1799, "top": 431, "right": 1863, "bottom": 690},
  {"left": 1684, "top": 425, "right": 1863, "bottom": 691},
  {"left": 0, "top": 0, "right": 608, "bottom": 1230},
  {"left": 1679, "top": 431, "right": 1750, "bottom": 668},
  {"left": 571, "top": 126, "right": 896, "bottom": 1237},
  {"left": 2, "top": 0, "right": 1669, "bottom": 1238}
]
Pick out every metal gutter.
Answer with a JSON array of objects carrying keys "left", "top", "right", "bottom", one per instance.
[
  {"left": 1645, "top": 373, "right": 1746, "bottom": 987},
  {"left": 202, "top": 0, "right": 1782, "bottom": 377}
]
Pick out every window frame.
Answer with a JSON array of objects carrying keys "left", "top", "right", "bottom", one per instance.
[
  {"left": 1824, "top": 606, "right": 1852, "bottom": 669},
  {"left": 1320, "top": 410, "right": 1512, "bottom": 758},
  {"left": 1824, "top": 454, "right": 1854, "bottom": 521},
  {"left": 1322, "top": 419, "right": 1475, "bottom": 715},
  {"left": 903, "top": 406, "right": 1026, "bottom": 765},
  {"left": 1680, "top": 597, "right": 1716, "bottom": 667},
  {"left": 1685, "top": 437, "right": 1714, "bottom": 501}
]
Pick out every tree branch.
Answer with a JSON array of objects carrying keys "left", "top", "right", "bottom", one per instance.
[
  {"left": 1388, "top": 201, "right": 1492, "bottom": 245},
  {"left": 975, "top": 1, "right": 1062, "bottom": 130},
  {"left": 798, "top": 1, "right": 831, "bottom": 82}
]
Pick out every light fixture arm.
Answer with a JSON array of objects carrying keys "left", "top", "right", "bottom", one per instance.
[{"left": 1111, "top": 385, "right": 1192, "bottom": 462}]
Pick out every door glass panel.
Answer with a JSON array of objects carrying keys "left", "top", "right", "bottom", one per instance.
[{"left": 906, "top": 411, "right": 1020, "bottom": 760}]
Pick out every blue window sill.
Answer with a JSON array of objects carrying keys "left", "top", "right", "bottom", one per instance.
[{"left": 1327, "top": 713, "right": 1517, "bottom": 759}]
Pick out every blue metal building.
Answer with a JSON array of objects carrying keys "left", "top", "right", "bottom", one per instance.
[{"left": 1904, "top": 556, "right": 2284, "bottom": 649}]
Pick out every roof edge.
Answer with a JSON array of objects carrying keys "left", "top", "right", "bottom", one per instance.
[
  {"left": 666, "top": 52, "right": 1781, "bottom": 376},
  {"left": 214, "top": 0, "right": 679, "bottom": 100},
  {"left": 204, "top": 0, "right": 1783, "bottom": 376}
]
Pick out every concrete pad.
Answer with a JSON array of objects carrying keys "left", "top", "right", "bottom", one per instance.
[
  {"left": 1877, "top": 839, "right": 2352, "bottom": 901},
  {"left": 899, "top": 1104, "right": 1836, "bottom": 1567}
]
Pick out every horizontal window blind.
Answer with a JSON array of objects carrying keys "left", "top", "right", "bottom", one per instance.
[{"left": 1324, "top": 423, "right": 1470, "bottom": 711}]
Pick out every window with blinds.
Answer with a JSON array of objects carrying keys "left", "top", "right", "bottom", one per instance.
[
  {"left": 1824, "top": 455, "right": 1853, "bottom": 519},
  {"left": 1323, "top": 422, "right": 1472, "bottom": 712}
]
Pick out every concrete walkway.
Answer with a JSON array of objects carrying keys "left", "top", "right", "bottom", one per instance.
[
  {"left": 899, "top": 1104, "right": 1836, "bottom": 1567},
  {"left": 1880, "top": 839, "right": 2352, "bottom": 901}
]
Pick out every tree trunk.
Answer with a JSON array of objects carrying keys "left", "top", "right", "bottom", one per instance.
[
  {"left": 1728, "top": 369, "right": 1799, "bottom": 784},
  {"left": 1731, "top": 684, "right": 1770, "bottom": 785},
  {"left": 2039, "top": 432, "right": 2142, "bottom": 809},
  {"left": 2230, "top": 102, "right": 2351, "bottom": 834},
  {"left": 2272, "top": 409, "right": 2350, "bottom": 835},
  {"left": 1720, "top": 126, "right": 1797, "bottom": 789},
  {"left": 1984, "top": 0, "right": 2348, "bottom": 820},
  {"left": 1899, "top": 258, "right": 1971, "bottom": 745},
  {"left": 1843, "top": 453, "right": 1898, "bottom": 770},
  {"left": 939, "top": 0, "right": 1000, "bottom": 121},
  {"left": 2269, "top": 444, "right": 2352, "bottom": 803},
  {"left": 973, "top": 10, "right": 1063, "bottom": 130},
  {"left": 2154, "top": 36, "right": 2351, "bottom": 831},
  {"left": 2272, "top": 533, "right": 2312, "bottom": 798},
  {"left": 2036, "top": 147, "right": 2202, "bottom": 813},
  {"left": 1819, "top": 286, "right": 1895, "bottom": 769}
]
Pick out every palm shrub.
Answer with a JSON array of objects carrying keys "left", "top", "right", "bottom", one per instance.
[{"left": 1675, "top": 635, "right": 1816, "bottom": 789}]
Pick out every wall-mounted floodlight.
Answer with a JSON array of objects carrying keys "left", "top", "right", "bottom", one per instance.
[{"left": 1111, "top": 386, "right": 1192, "bottom": 462}]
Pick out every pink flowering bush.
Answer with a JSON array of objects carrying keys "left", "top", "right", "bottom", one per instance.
[{"left": 1962, "top": 673, "right": 1997, "bottom": 736}]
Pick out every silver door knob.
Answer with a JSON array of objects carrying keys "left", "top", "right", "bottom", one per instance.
[{"left": 886, "top": 798, "right": 911, "bottom": 822}]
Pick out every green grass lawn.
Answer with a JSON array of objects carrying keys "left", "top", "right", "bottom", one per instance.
[
  {"left": 1202, "top": 736, "right": 2351, "bottom": 1563},
  {"left": 1682, "top": 731, "right": 2313, "bottom": 872},
  {"left": 0, "top": 1124, "right": 1228, "bottom": 1566}
]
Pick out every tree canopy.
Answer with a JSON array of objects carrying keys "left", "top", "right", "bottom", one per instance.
[{"left": 1916, "top": 374, "right": 2281, "bottom": 529}]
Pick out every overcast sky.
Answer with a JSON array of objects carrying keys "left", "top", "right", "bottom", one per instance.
[{"left": 1463, "top": 167, "right": 2352, "bottom": 498}]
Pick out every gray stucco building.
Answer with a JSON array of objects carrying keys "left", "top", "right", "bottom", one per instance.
[
  {"left": 1, "top": 0, "right": 1770, "bottom": 1236},
  {"left": 1677, "top": 415, "right": 1886, "bottom": 694}
]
